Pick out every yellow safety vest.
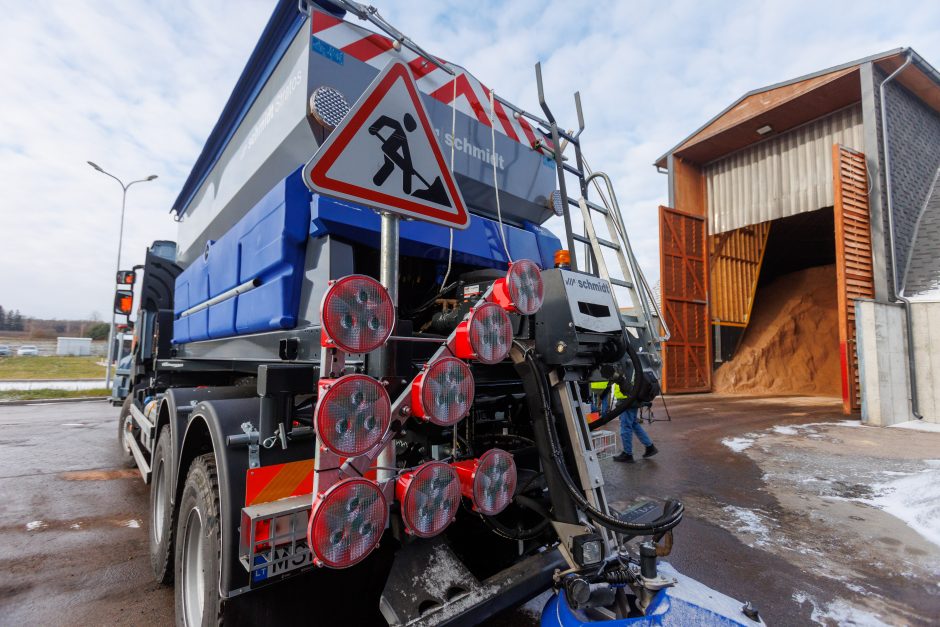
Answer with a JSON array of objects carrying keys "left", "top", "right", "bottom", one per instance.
[{"left": 591, "top": 381, "right": 629, "bottom": 400}]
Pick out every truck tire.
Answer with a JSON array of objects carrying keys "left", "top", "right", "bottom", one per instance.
[
  {"left": 150, "top": 426, "right": 174, "bottom": 584},
  {"left": 174, "top": 453, "right": 223, "bottom": 627},
  {"left": 118, "top": 396, "right": 134, "bottom": 462}
]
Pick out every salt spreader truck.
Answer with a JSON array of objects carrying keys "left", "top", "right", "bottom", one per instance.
[{"left": 118, "top": 1, "right": 764, "bottom": 625}]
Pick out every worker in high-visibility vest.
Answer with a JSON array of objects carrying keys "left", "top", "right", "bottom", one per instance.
[
  {"left": 590, "top": 381, "right": 610, "bottom": 416},
  {"left": 598, "top": 381, "right": 658, "bottom": 464}
]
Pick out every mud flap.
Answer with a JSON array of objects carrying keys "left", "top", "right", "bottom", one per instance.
[{"left": 379, "top": 539, "right": 565, "bottom": 626}]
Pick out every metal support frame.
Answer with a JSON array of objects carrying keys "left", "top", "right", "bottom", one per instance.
[
  {"left": 550, "top": 370, "right": 616, "bottom": 556},
  {"left": 374, "top": 212, "right": 400, "bottom": 482}
]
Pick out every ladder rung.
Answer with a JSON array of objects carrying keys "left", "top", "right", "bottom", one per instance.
[
  {"left": 572, "top": 234, "right": 592, "bottom": 245},
  {"left": 540, "top": 126, "right": 580, "bottom": 146},
  {"left": 610, "top": 278, "right": 634, "bottom": 289},
  {"left": 596, "top": 237, "right": 620, "bottom": 251},
  {"left": 562, "top": 162, "right": 584, "bottom": 177},
  {"left": 583, "top": 199, "right": 609, "bottom": 215}
]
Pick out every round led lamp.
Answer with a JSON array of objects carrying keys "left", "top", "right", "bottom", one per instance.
[
  {"left": 307, "top": 478, "right": 387, "bottom": 568},
  {"left": 492, "top": 259, "right": 544, "bottom": 315},
  {"left": 410, "top": 357, "right": 474, "bottom": 426},
  {"left": 449, "top": 302, "right": 512, "bottom": 365},
  {"left": 396, "top": 461, "right": 461, "bottom": 538},
  {"left": 320, "top": 275, "right": 395, "bottom": 354},
  {"left": 316, "top": 374, "right": 391, "bottom": 457},
  {"left": 309, "top": 86, "right": 350, "bottom": 129},
  {"left": 453, "top": 448, "right": 517, "bottom": 516}
]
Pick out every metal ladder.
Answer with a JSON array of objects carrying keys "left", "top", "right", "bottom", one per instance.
[{"left": 534, "top": 64, "right": 668, "bottom": 349}]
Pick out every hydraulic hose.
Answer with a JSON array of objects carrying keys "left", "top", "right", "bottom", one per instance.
[
  {"left": 517, "top": 343, "right": 683, "bottom": 536},
  {"left": 589, "top": 332, "right": 643, "bottom": 432}
]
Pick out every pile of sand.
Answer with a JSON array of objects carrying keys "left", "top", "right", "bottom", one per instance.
[{"left": 713, "top": 265, "right": 841, "bottom": 397}]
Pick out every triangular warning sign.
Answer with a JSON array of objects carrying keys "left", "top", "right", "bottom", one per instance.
[{"left": 303, "top": 61, "right": 470, "bottom": 229}]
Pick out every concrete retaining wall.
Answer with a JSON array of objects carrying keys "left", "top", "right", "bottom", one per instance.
[{"left": 857, "top": 299, "right": 940, "bottom": 425}]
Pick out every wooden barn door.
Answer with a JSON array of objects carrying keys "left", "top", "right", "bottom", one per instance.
[
  {"left": 832, "top": 145, "right": 875, "bottom": 414},
  {"left": 659, "top": 206, "right": 710, "bottom": 393}
]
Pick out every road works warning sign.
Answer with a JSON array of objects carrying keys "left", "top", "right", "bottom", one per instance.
[{"left": 304, "top": 60, "right": 470, "bottom": 229}]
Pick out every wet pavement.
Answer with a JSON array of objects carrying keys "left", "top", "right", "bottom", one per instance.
[
  {"left": 0, "top": 400, "right": 173, "bottom": 626},
  {"left": 2, "top": 397, "right": 939, "bottom": 626},
  {"left": 603, "top": 394, "right": 940, "bottom": 626}
]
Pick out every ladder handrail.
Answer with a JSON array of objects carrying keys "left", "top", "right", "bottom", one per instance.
[{"left": 583, "top": 168, "right": 670, "bottom": 342}]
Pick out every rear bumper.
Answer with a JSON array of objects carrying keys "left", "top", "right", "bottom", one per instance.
[{"left": 380, "top": 541, "right": 566, "bottom": 627}]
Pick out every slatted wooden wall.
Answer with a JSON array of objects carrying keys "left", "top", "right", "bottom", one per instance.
[
  {"left": 708, "top": 222, "right": 771, "bottom": 326},
  {"left": 832, "top": 144, "right": 875, "bottom": 414},
  {"left": 659, "top": 206, "right": 711, "bottom": 393}
]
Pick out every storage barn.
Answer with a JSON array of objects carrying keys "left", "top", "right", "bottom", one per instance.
[{"left": 655, "top": 48, "right": 940, "bottom": 423}]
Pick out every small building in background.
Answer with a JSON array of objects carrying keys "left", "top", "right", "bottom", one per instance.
[
  {"left": 56, "top": 337, "right": 92, "bottom": 356},
  {"left": 654, "top": 47, "right": 940, "bottom": 425}
]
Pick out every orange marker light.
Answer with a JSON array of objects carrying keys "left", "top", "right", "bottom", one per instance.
[{"left": 554, "top": 249, "right": 571, "bottom": 268}]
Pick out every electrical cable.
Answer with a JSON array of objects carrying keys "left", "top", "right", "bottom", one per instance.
[
  {"left": 488, "top": 89, "right": 512, "bottom": 264},
  {"left": 516, "top": 342, "right": 683, "bottom": 536},
  {"left": 440, "top": 73, "right": 458, "bottom": 294}
]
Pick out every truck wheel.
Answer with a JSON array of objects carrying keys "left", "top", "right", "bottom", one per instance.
[
  {"left": 150, "top": 426, "right": 174, "bottom": 584},
  {"left": 174, "top": 453, "right": 223, "bottom": 627}
]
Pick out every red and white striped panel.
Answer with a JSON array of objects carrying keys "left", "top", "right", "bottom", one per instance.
[{"left": 311, "top": 11, "right": 543, "bottom": 149}]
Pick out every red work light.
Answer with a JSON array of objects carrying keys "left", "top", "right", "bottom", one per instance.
[
  {"left": 453, "top": 449, "right": 517, "bottom": 516},
  {"left": 321, "top": 275, "right": 395, "bottom": 354},
  {"left": 308, "top": 478, "right": 387, "bottom": 568},
  {"left": 316, "top": 374, "right": 391, "bottom": 457},
  {"left": 492, "top": 259, "right": 544, "bottom": 315},
  {"left": 396, "top": 461, "right": 461, "bottom": 538},
  {"left": 449, "top": 302, "right": 512, "bottom": 365},
  {"left": 410, "top": 357, "right": 474, "bottom": 426}
]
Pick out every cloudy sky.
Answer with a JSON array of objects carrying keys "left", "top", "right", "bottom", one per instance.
[{"left": 1, "top": 0, "right": 938, "bottom": 320}]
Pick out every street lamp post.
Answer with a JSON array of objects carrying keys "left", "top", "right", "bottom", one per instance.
[{"left": 87, "top": 161, "right": 157, "bottom": 389}]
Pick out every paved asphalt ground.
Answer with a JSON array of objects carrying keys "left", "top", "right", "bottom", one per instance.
[{"left": 1, "top": 397, "right": 938, "bottom": 625}]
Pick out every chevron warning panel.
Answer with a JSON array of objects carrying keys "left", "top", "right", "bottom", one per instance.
[{"left": 245, "top": 460, "right": 315, "bottom": 506}]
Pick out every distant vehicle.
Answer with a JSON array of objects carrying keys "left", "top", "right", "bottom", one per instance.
[
  {"left": 16, "top": 345, "right": 39, "bottom": 356},
  {"left": 110, "top": 354, "right": 132, "bottom": 405},
  {"left": 0, "top": 345, "right": 11, "bottom": 356}
]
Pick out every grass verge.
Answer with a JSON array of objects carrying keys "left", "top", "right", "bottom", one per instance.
[
  {"left": 0, "top": 388, "right": 110, "bottom": 402},
  {"left": 0, "top": 356, "right": 106, "bottom": 380}
]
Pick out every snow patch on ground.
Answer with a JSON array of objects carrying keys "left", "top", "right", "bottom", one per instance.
[
  {"left": 793, "top": 592, "right": 889, "bottom": 626},
  {"left": 890, "top": 420, "right": 940, "bottom": 433},
  {"left": 25, "top": 520, "right": 46, "bottom": 531},
  {"left": 123, "top": 519, "right": 141, "bottom": 529},
  {"left": 861, "top": 465, "right": 940, "bottom": 549},
  {"left": 721, "top": 505, "right": 772, "bottom": 546},
  {"left": 772, "top": 425, "right": 799, "bottom": 435},
  {"left": 722, "top": 436, "right": 754, "bottom": 452}
]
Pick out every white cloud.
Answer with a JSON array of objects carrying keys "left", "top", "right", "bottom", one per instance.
[{"left": 1, "top": 0, "right": 938, "bottom": 319}]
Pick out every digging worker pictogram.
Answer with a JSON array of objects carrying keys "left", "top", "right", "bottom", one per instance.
[{"left": 368, "top": 113, "right": 451, "bottom": 208}]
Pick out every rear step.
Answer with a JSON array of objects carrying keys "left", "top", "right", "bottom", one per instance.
[{"left": 124, "top": 429, "right": 152, "bottom": 483}]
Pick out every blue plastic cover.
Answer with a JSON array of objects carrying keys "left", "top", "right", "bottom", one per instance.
[
  {"left": 173, "top": 166, "right": 561, "bottom": 344},
  {"left": 310, "top": 195, "right": 560, "bottom": 270},
  {"left": 173, "top": 171, "right": 312, "bottom": 343}
]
